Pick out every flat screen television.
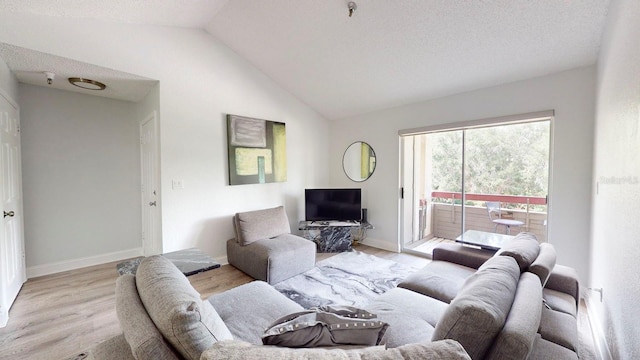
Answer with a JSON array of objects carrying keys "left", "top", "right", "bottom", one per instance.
[{"left": 305, "top": 188, "right": 362, "bottom": 222}]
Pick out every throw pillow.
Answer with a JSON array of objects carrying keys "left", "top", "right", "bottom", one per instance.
[
  {"left": 528, "top": 243, "right": 556, "bottom": 286},
  {"left": 136, "top": 255, "right": 233, "bottom": 360},
  {"left": 262, "top": 306, "right": 388, "bottom": 348},
  {"left": 495, "top": 232, "right": 540, "bottom": 272}
]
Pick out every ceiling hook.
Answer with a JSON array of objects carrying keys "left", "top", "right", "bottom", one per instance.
[{"left": 348, "top": 1, "right": 357, "bottom": 17}]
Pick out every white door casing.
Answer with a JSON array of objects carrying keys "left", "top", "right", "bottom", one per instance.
[
  {"left": 0, "top": 92, "right": 26, "bottom": 328},
  {"left": 140, "top": 112, "right": 161, "bottom": 256}
]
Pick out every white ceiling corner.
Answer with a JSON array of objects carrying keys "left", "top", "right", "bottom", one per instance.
[{"left": 0, "top": 43, "right": 157, "bottom": 102}]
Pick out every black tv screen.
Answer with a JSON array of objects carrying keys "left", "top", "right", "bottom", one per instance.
[{"left": 305, "top": 188, "right": 362, "bottom": 221}]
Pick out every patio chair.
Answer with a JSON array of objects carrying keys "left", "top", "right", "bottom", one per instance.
[{"left": 486, "top": 201, "right": 524, "bottom": 235}]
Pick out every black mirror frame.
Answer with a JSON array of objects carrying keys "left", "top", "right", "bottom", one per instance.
[{"left": 342, "top": 141, "right": 376, "bottom": 182}]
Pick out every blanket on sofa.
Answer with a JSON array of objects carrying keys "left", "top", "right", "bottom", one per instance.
[{"left": 273, "top": 251, "right": 417, "bottom": 309}]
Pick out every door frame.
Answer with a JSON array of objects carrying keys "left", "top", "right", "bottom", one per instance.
[
  {"left": 398, "top": 110, "right": 555, "bottom": 255},
  {"left": 0, "top": 88, "right": 26, "bottom": 328},
  {"left": 139, "top": 111, "right": 162, "bottom": 256}
]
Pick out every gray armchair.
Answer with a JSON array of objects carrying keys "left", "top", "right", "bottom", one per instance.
[{"left": 227, "top": 206, "right": 316, "bottom": 284}]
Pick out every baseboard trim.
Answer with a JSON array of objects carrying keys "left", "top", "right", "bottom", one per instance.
[
  {"left": 26, "top": 248, "right": 144, "bottom": 278},
  {"left": 359, "top": 237, "right": 399, "bottom": 253},
  {"left": 585, "top": 293, "right": 614, "bottom": 360},
  {"left": 214, "top": 255, "right": 229, "bottom": 266},
  {"left": 0, "top": 307, "right": 8, "bottom": 328}
]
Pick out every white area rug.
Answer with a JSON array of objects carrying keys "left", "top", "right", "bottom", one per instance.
[{"left": 274, "top": 251, "right": 418, "bottom": 309}]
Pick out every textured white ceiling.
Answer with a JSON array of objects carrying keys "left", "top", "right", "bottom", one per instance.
[
  {"left": 0, "top": 1, "right": 611, "bottom": 118},
  {"left": 206, "top": 0, "right": 611, "bottom": 119},
  {"left": 0, "top": 43, "right": 157, "bottom": 102}
]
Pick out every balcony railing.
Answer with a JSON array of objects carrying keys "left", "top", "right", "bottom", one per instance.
[
  {"left": 430, "top": 191, "right": 547, "bottom": 206},
  {"left": 416, "top": 191, "right": 548, "bottom": 243}
]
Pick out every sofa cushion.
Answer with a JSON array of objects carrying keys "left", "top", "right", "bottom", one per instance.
[
  {"left": 208, "top": 281, "right": 305, "bottom": 344},
  {"left": 262, "top": 306, "right": 388, "bottom": 347},
  {"left": 496, "top": 232, "right": 540, "bottom": 272},
  {"left": 432, "top": 256, "right": 520, "bottom": 360},
  {"left": 528, "top": 335, "right": 579, "bottom": 360},
  {"left": 528, "top": 243, "right": 556, "bottom": 286},
  {"left": 226, "top": 234, "right": 316, "bottom": 284},
  {"left": 543, "top": 288, "right": 577, "bottom": 317},
  {"left": 485, "top": 272, "right": 543, "bottom": 360},
  {"left": 136, "top": 255, "right": 233, "bottom": 360},
  {"left": 432, "top": 243, "right": 493, "bottom": 269},
  {"left": 397, "top": 261, "right": 475, "bottom": 303},
  {"left": 201, "top": 339, "right": 472, "bottom": 360},
  {"left": 235, "top": 206, "right": 291, "bottom": 245},
  {"left": 364, "top": 287, "right": 448, "bottom": 348},
  {"left": 545, "top": 264, "right": 580, "bottom": 308},
  {"left": 115, "top": 274, "right": 180, "bottom": 360},
  {"left": 538, "top": 307, "right": 579, "bottom": 352}
]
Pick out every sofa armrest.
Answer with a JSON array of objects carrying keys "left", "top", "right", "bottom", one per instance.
[
  {"left": 87, "top": 334, "right": 136, "bottom": 360},
  {"left": 545, "top": 264, "right": 580, "bottom": 307},
  {"left": 432, "top": 243, "right": 493, "bottom": 269}
]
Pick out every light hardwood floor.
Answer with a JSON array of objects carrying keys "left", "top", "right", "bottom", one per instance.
[{"left": 0, "top": 245, "right": 427, "bottom": 360}]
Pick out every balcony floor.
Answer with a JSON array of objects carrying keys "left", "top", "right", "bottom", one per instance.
[{"left": 404, "top": 237, "right": 456, "bottom": 258}]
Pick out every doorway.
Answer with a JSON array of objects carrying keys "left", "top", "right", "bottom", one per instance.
[
  {"left": 0, "top": 92, "right": 26, "bottom": 327},
  {"left": 400, "top": 112, "right": 552, "bottom": 257},
  {"left": 140, "top": 112, "right": 161, "bottom": 256}
]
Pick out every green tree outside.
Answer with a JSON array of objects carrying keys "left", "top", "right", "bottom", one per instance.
[{"left": 430, "top": 121, "right": 549, "bottom": 211}]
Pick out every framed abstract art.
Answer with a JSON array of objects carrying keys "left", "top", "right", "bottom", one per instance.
[{"left": 227, "top": 114, "right": 287, "bottom": 185}]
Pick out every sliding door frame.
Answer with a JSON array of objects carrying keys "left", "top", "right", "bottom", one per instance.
[{"left": 398, "top": 110, "right": 555, "bottom": 256}]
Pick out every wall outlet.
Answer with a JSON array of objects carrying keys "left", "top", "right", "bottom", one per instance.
[
  {"left": 172, "top": 179, "right": 184, "bottom": 190},
  {"left": 589, "top": 287, "right": 604, "bottom": 302}
]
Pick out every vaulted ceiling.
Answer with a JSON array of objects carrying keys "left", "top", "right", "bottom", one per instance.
[{"left": 0, "top": 0, "right": 611, "bottom": 119}]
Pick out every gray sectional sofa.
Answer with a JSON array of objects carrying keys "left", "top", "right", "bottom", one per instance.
[
  {"left": 384, "top": 233, "right": 581, "bottom": 359},
  {"left": 89, "top": 232, "right": 580, "bottom": 359},
  {"left": 89, "top": 254, "right": 470, "bottom": 360}
]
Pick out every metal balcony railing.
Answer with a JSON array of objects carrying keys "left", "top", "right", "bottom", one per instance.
[
  {"left": 417, "top": 191, "right": 548, "bottom": 243},
  {"left": 430, "top": 191, "right": 547, "bottom": 206}
]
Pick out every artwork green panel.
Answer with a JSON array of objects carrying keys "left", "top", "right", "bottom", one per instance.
[
  {"left": 273, "top": 123, "right": 287, "bottom": 182},
  {"left": 235, "top": 148, "right": 273, "bottom": 176}
]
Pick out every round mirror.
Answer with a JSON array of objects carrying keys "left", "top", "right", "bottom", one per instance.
[{"left": 343, "top": 141, "right": 376, "bottom": 182}]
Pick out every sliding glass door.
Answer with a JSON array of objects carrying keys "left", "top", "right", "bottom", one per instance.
[{"left": 400, "top": 118, "right": 551, "bottom": 257}]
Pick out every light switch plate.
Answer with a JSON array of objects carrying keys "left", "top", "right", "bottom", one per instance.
[{"left": 172, "top": 179, "right": 184, "bottom": 190}]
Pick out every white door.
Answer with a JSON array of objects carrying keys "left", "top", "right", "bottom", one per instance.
[
  {"left": 140, "top": 112, "right": 161, "bottom": 255},
  {"left": 0, "top": 93, "right": 26, "bottom": 328}
]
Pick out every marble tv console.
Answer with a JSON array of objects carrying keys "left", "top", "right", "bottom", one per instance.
[{"left": 298, "top": 221, "right": 373, "bottom": 252}]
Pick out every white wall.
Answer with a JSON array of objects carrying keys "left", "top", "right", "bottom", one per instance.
[
  {"left": 0, "top": 57, "right": 18, "bottom": 102},
  {"left": 591, "top": 0, "right": 640, "bottom": 357},
  {"left": 19, "top": 84, "right": 142, "bottom": 275},
  {"left": 136, "top": 83, "right": 160, "bottom": 126},
  {"left": 0, "top": 14, "right": 330, "bottom": 263},
  {"left": 330, "top": 66, "right": 596, "bottom": 284}
]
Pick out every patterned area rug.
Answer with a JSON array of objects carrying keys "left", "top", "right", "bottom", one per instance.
[{"left": 273, "top": 251, "right": 418, "bottom": 309}]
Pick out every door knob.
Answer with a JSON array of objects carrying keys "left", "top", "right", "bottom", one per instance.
[
  {"left": 149, "top": 201, "right": 157, "bottom": 207},
  {"left": 3, "top": 210, "right": 15, "bottom": 218}
]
